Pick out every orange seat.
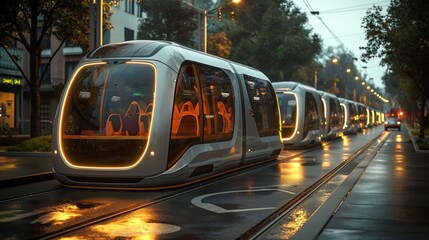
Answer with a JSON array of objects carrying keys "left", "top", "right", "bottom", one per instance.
[
  {"left": 172, "top": 101, "right": 199, "bottom": 136},
  {"left": 105, "top": 114, "right": 123, "bottom": 136}
]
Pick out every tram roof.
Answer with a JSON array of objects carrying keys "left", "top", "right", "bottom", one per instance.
[
  {"left": 87, "top": 40, "right": 174, "bottom": 59},
  {"left": 83, "top": 40, "right": 270, "bottom": 82}
]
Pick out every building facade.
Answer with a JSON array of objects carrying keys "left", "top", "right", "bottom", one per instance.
[
  {"left": 0, "top": 47, "right": 24, "bottom": 132},
  {"left": 13, "top": 0, "right": 144, "bottom": 135}
]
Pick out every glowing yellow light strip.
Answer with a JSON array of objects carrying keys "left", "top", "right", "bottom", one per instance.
[
  {"left": 340, "top": 102, "right": 348, "bottom": 129},
  {"left": 321, "top": 98, "right": 327, "bottom": 120},
  {"left": 366, "top": 108, "right": 370, "bottom": 125},
  {"left": 282, "top": 92, "right": 299, "bottom": 141},
  {"left": 58, "top": 61, "right": 158, "bottom": 170}
]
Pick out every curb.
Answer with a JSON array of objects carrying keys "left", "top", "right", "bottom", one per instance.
[
  {"left": 0, "top": 172, "right": 54, "bottom": 188},
  {"left": 406, "top": 125, "right": 429, "bottom": 153},
  {"left": 0, "top": 151, "right": 53, "bottom": 157}
]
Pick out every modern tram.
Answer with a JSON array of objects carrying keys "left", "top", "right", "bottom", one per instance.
[
  {"left": 338, "top": 98, "right": 359, "bottom": 135},
  {"left": 355, "top": 102, "right": 368, "bottom": 131},
  {"left": 273, "top": 82, "right": 324, "bottom": 148},
  {"left": 318, "top": 90, "right": 342, "bottom": 140},
  {"left": 52, "top": 40, "right": 283, "bottom": 189}
]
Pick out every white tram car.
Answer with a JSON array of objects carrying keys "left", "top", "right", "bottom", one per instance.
[
  {"left": 273, "top": 82, "right": 324, "bottom": 148},
  {"left": 52, "top": 40, "right": 283, "bottom": 189},
  {"left": 338, "top": 98, "right": 359, "bottom": 135},
  {"left": 318, "top": 90, "right": 343, "bottom": 140}
]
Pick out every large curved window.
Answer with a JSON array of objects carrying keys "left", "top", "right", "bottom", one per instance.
[
  {"left": 329, "top": 98, "right": 341, "bottom": 129},
  {"left": 277, "top": 93, "right": 297, "bottom": 139},
  {"left": 357, "top": 105, "right": 367, "bottom": 125},
  {"left": 60, "top": 62, "right": 155, "bottom": 168},
  {"left": 168, "top": 62, "right": 235, "bottom": 168},
  {"left": 348, "top": 102, "right": 358, "bottom": 124},
  {"left": 303, "top": 92, "right": 320, "bottom": 138}
]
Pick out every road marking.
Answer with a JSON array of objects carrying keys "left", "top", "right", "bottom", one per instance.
[{"left": 191, "top": 187, "right": 296, "bottom": 213}]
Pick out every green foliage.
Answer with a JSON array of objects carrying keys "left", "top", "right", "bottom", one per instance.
[
  {"left": 207, "top": 32, "right": 232, "bottom": 58},
  {"left": 0, "top": 121, "right": 13, "bottom": 144},
  {"left": 225, "top": 0, "right": 322, "bottom": 81},
  {"left": 137, "top": 0, "right": 197, "bottom": 46},
  {"left": 361, "top": 0, "right": 429, "bottom": 137},
  {"left": 7, "top": 136, "right": 52, "bottom": 152},
  {"left": 0, "top": 0, "right": 115, "bottom": 137}
]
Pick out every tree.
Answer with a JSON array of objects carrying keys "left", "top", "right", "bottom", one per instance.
[
  {"left": 361, "top": 0, "right": 429, "bottom": 138},
  {"left": 0, "top": 0, "right": 113, "bottom": 137},
  {"left": 137, "top": 0, "right": 196, "bottom": 46},
  {"left": 207, "top": 32, "right": 232, "bottom": 58},
  {"left": 225, "top": 0, "right": 322, "bottom": 82}
]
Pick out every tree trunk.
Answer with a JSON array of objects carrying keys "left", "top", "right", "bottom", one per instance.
[
  {"left": 29, "top": 1, "right": 42, "bottom": 138},
  {"left": 419, "top": 95, "right": 425, "bottom": 140},
  {"left": 29, "top": 45, "right": 42, "bottom": 137}
]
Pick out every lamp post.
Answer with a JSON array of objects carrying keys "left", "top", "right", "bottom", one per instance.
[
  {"left": 183, "top": 0, "right": 240, "bottom": 52},
  {"left": 89, "top": 0, "right": 103, "bottom": 50}
]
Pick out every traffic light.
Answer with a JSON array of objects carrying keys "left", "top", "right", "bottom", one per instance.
[
  {"left": 230, "top": 11, "right": 235, "bottom": 21},
  {"left": 217, "top": 8, "right": 222, "bottom": 21}
]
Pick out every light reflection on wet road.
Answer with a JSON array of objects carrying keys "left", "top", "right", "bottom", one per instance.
[{"left": 0, "top": 126, "right": 385, "bottom": 239}]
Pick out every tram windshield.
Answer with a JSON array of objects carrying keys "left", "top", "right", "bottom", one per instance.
[
  {"left": 60, "top": 62, "right": 155, "bottom": 167},
  {"left": 277, "top": 93, "right": 297, "bottom": 138}
]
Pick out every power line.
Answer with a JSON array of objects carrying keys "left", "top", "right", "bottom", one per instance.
[
  {"left": 303, "top": 0, "right": 343, "bottom": 46},
  {"left": 320, "top": 1, "right": 389, "bottom": 14}
]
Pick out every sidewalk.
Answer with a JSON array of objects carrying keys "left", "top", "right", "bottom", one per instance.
[
  {"left": 0, "top": 150, "right": 53, "bottom": 187},
  {"left": 317, "top": 126, "right": 429, "bottom": 239}
]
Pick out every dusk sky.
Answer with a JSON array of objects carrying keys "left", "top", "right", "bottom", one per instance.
[{"left": 293, "top": 0, "right": 390, "bottom": 89}]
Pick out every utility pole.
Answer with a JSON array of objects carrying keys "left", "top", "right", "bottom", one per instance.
[{"left": 89, "top": 0, "right": 103, "bottom": 50}]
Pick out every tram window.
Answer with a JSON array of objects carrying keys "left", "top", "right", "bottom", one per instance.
[
  {"left": 196, "top": 64, "right": 234, "bottom": 142},
  {"left": 61, "top": 62, "right": 155, "bottom": 167},
  {"left": 349, "top": 103, "right": 357, "bottom": 123},
  {"left": 277, "top": 93, "right": 296, "bottom": 138},
  {"left": 168, "top": 63, "right": 201, "bottom": 169},
  {"left": 329, "top": 99, "right": 340, "bottom": 127},
  {"left": 244, "top": 75, "right": 279, "bottom": 137},
  {"left": 303, "top": 92, "right": 320, "bottom": 137},
  {"left": 340, "top": 104, "right": 346, "bottom": 127}
]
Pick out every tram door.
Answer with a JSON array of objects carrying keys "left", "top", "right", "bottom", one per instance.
[{"left": 242, "top": 75, "right": 280, "bottom": 160}]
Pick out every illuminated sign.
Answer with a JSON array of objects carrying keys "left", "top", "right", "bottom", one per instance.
[{"left": 1, "top": 77, "right": 22, "bottom": 86}]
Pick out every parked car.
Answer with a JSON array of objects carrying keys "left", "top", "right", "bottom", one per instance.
[{"left": 384, "top": 117, "right": 401, "bottom": 131}]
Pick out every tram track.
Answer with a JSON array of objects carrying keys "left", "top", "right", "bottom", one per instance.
[
  {"left": 240, "top": 131, "right": 390, "bottom": 239},
  {"left": 32, "top": 138, "right": 341, "bottom": 239},
  {"left": 1, "top": 130, "right": 379, "bottom": 239},
  {"left": 32, "top": 156, "right": 305, "bottom": 239}
]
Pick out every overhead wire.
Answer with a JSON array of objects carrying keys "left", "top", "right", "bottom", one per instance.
[{"left": 302, "top": 0, "right": 387, "bottom": 100}]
